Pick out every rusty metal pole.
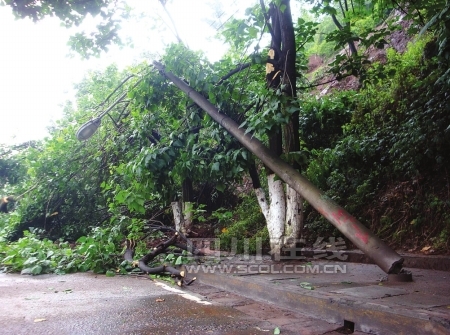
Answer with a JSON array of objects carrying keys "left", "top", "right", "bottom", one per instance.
[{"left": 153, "top": 61, "right": 404, "bottom": 274}]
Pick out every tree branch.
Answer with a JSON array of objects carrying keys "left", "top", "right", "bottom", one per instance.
[
  {"left": 215, "top": 63, "right": 252, "bottom": 86},
  {"left": 159, "top": 0, "right": 185, "bottom": 45},
  {"left": 259, "top": 0, "right": 276, "bottom": 42}
]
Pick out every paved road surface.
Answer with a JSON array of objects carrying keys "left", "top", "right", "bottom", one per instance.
[{"left": 0, "top": 272, "right": 279, "bottom": 335}]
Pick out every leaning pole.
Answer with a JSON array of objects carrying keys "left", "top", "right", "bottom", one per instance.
[{"left": 153, "top": 61, "right": 403, "bottom": 274}]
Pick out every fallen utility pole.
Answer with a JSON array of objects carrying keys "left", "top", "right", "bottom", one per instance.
[{"left": 153, "top": 61, "right": 403, "bottom": 274}]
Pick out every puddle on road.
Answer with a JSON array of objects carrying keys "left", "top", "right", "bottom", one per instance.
[{"left": 154, "top": 281, "right": 212, "bottom": 305}]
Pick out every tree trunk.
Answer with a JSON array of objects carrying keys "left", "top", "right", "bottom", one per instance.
[
  {"left": 330, "top": 13, "right": 358, "bottom": 56},
  {"left": 284, "top": 185, "right": 303, "bottom": 248},
  {"left": 182, "top": 178, "right": 193, "bottom": 234},
  {"left": 259, "top": 1, "right": 288, "bottom": 258},
  {"left": 182, "top": 201, "right": 193, "bottom": 234},
  {"left": 279, "top": 0, "right": 304, "bottom": 247},
  {"left": 171, "top": 201, "right": 183, "bottom": 232},
  {"left": 249, "top": 0, "right": 305, "bottom": 258},
  {"left": 267, "top": 174, "right": 286, "bottom": 258},
  {"left": 172, "top": 178, "right": 194, "bottom": 235},
  {"left": 171, "top": 200, "right": 193, "bottom": 235},
  {"left": 259, "top": 0, "right": 303, "bottom": 254},
  {"left": 249, "top": 163, "right": 269, "bottom": 219},
  {"left": 249, "top": 160, "right": 285, "bottom": 257}
]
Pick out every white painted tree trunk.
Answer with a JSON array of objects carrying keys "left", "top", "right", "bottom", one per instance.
[
  {"left": 171, "top": 201, "right": 193, "bottom": 235},
  {"left": 171, "top": 201, "right": 182, "bottom": 232},
  {"left": 182, "top": 201, "right": 193, "bottom": 234},
  {"left": 254, "top": 187, "right": 269, "bottom": 221},
  {"left": 284, "top": 185, "right": 303, "bottom": 248},
  {"left": 267, "top": 174, "right": 286, "bottom": 258},
  {"left": 253, "top": 177, "right": 304, "bottom": 258}
]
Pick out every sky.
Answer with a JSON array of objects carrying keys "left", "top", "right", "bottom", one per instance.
[{"left": 0, "top": 0, "right": 250, "bottom": 145}]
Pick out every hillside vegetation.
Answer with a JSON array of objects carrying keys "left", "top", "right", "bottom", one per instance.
[{"left": 1, "top": 0, "right": 450, "bottom": 275}]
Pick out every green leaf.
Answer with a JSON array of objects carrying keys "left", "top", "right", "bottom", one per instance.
[
  {"left": 23, "top": 257, "right": 39, "bottom": 266},
  {"left": 211, "top": 162, "right": 220, "bottom": 171},
  {"left": 299, "top": 282, "right": 314, "bottom": 290},
  {"left": 31, "top": 265, "right": 43, "bottom": 275},
  {"left": 216, "top": 183, "right": 226, "bottom": 192},
  {"left": 274, "top": 327, "right": 281, "bottom": 334},
  {"left": 77, "top": 236, "right": 87, "bottom": 243},
  {"left": 21, "top": 268, "right": 33, "bottom": 275},
  {"left": 106, "top": 270, "right": 115, "bottom": 277},
  {"left": 248, "top": 26, "right": 258, "bottom": 38}
]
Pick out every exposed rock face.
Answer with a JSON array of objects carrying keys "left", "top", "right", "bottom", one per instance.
[{"left": 308, "top": 10, "right": 413, "bottom": 95}]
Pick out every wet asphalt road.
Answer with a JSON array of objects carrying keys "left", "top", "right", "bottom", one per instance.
[{"left": 0, "top": 272, "right": 275, "bottom": 335}]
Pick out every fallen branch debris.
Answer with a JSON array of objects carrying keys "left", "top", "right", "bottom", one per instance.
[{"left": 124, "top": 229, "right": 203, "bottom": 286}]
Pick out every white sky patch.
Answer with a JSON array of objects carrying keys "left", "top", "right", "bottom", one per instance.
[
  {"left": 154, "top": 280, "right": 212, "bottom": 305},
  {"left": 0, "top": 0, "right": 256, "bottom": 145},
  {"left": 0, "top": 9, "right": 77, "bottom": 144}
]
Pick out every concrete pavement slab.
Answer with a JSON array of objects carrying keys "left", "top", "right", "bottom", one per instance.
[
  {"left": 187, "top": 282, "right": 348, "bottom": 334},
  {"left": 330, "top": 286, "right": 408, "bottom": 298},
  {"left": 189, "top": 259, "right": 450, "bottom": 335}
]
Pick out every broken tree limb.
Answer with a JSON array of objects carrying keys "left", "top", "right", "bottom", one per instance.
[
  {"left": 140, "top": 233, "right": 179, "bottom": 265},
  {"left": 124, "top": 239, "right": 136, "bottom": 262},
  {"left": 145, "top": 223, "right": 205, "bottom": 256},
  {"left": 123, "top": 228, "right": 200, "bottom": 285}
]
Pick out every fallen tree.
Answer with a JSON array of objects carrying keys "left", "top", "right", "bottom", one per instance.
[{"left": 123, "top": 226, "right": 204, "bottom": 286}]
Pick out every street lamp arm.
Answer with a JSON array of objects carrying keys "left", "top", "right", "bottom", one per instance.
[
  {"left": 93, "top": 74, "right": 136, "bottom": 113},
  {"left": 97, "top": 90, "right": 129, "bottom": 120},
  {"left": 152, "top": 60, "right": 404, "bottom": 274},
  {"left": 76, "top": 76, "right": 145, "bottom": 141},
  {"left": 98, "top": 76, "right": 145, "bottom": 120}
]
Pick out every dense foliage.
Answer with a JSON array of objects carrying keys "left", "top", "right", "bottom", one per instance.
[
  {"left": 303, "top": 36, "right": 450, "bottom": 249},
  {"left": 1, "top": 0, "right": 450, "bottom": 275}
]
